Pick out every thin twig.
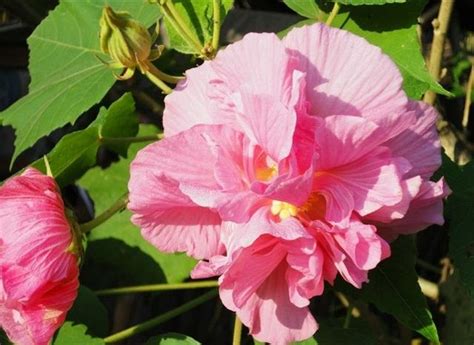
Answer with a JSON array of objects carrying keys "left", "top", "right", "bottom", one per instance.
[
  {"left": 95, "top": 280, "right": 219, "bottom": 296},
  {"left": 462, "top": 64, "right": 474, "bottom": 129},
  {"left": 232, "top": 315, "right": 243, "bottom": 345},
  {"left": 104, "top": 289, "right": 218, "bottom": 343},
  {"left": 423, "top": 0, "right": 455, "bottom": 105},
  {"left": 80, "top": 194, "right": 128, "bottom": 233},
  {"left": 326, "top": 2, "right": 340, "bottom": 27}
]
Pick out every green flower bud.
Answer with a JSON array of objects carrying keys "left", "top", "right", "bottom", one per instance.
[{"left": 99, "top": 6, "right": 152, "bottom": 70}]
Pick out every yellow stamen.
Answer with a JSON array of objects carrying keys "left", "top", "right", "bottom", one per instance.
[{"left": 271, "top": 200, "right": 298, "bottom": 220}]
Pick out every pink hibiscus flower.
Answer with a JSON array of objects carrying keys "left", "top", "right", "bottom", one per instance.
[
  {"left": 129, "top": 24, "right": 448, "bottom": 344},
  {"left": 0, "top": 168, "right": 80, "bottom": 345}
]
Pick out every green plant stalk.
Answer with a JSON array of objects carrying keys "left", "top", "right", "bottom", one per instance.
[
  {"left": 161, "top": 1, "right": 203, "bottom": 54},
  {"left": 95, "top": 280, "right": 219, "bottom": 296},
  {"left": 145, "top": 67, "right": 173, "bottom": 94},
  {"left": 101, "top": 133, "right": 164, "bottom": 145},
  {"left": 104, "top": 289, "right": 218, "bottom": 343},
  {"left": 146, "top": 60, "right": 183, "bottom": 85},
  {"left": 79, "top": 194, "right": 128, "bottom": 233},
  {"left": 211, "top": 0, "right": 221, "bottom": 52},
  {"left": 343, "top": 304, "right": 353, "bottom": 329},
  {"left": 232, "top": 315, "right": 243, "bottom": 345},
  {"left": 326, "top": 2, "right": 340, "bottom": 26}
]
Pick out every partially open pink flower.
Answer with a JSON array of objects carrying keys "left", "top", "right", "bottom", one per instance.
[
  {"left": 129, "top": 23, "right": 448, "bottom": 344},
  {"left": 0, "top": 168, "right": 80, "bottom": 345}
]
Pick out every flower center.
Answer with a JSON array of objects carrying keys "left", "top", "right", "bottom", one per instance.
[
  {"left": 271, "top": 201, "right": 298, "bottom": 220},
  {"left": 270, "top": 193, "right": 326, "bottom": 221}
]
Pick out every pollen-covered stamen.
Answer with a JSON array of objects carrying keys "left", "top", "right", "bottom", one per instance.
[
  {"left": 270, "top": 193, "right": 326, "bottom": 221},
  {"left": 271, "top": 200, "right": 298, "bottom": 220}
]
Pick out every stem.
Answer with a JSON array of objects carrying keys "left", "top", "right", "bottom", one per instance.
[
  {"left": 232, "top": 315, "right": 243, "bottom": 345},
  {"left": 343, "top": 304, "right": 353, "bottom": 329},
  {"left": 326, "top": 2, "right": 340, "bottom": 27},
  {"left": 80, "top": 194, "right": 128, "bottom": 234},
  {"left": 104, "top": 289, "right": 218, "bottom": 343},
  {"left": 211, "top": 0, "right": 221, "bottom": 52},
  {"left": 147, "top": 61, "right": 183, "bottom": 84},
  {"left": 161, "top": 1, "right": 203, "bottom": 54},
  {"left": 144, "top": 68, "right": 173, "bottom": 94},
  {"left": 95, "top": 280, "right": 219, "bottom": 296},
  {"left": 43, "top": 156, "right": 53, "bottom": 177},
  {"left": 423, "top": 0, "right": 455, "bottom": 105},
  {"left": 462, "top": 64, "right": 474, "bottom": 129},
  {"left": 101, "top": 133, "right": 164, "bottom": 145}
]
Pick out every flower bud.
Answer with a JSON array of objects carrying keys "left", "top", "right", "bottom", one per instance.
[
  {"left": 99, "top": 6, "right": 152, "bottom": 70},
  {"left": 0, "top": 168, "right": 80, "bottom": 345}
]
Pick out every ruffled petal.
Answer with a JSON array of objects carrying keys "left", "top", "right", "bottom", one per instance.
[
  {"left": 163, "top": 61, "right": 217, "bottom": 136},
  {"left": 283, "top": 24, "right": 410, "bottom": 138},
  {"left": 380, "top": 179, "right": 450, "bottom": 238},
  {"left": 129, "top": 173, "right": 223, "bottom": 260},
  {"left": 384, "top": 101, "right": 442, "bottom": 179},
  {"left": 220, "top": 262, "right": 318, "bottom": 345}
]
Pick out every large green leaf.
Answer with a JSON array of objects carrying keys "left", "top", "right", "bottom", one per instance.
[
  {"left": 442, "top": 155, "right": 474, "bottom": 297},
  {"left": 31, "top": 93, "right": 137, "bottom": 186},
  {"left": 163, "top": 0, "right": 233, "bottom": 54},
  {"left": 329, "top": 0, "right": 406, "bottom": 5},
  {"left": 283, "top": 0, "right": 320, "bottom": 19},
  {"left": 0, "top": 0, "right": 159, "bottom": 163},
  {"left": 341, "top": 236, "right": 439, "bottom": 342},
  {"left": 54, "top": 322, "right": 104, "bottom": 345},
  {"left": 145, "top": 333, "right": 201, "bottom": 345},
  {"left": 79, "top": 125, "right": 196, "bottom": 286},
  {"left": 67, "top": 286, "right": 109, "bottom": 337}
]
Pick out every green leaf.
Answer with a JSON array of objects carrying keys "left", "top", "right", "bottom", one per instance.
[
  {"left": 283, "top": 0, "right": 320, "bottom": 18},
  {"left": 163, "top": 0, "right": 233, "bottom": 54},
  {"left": 54, "top": 322, "right": 104, "bottom": 345},
  {"left": 32, "top": 128, "right": 98, "bottom": 186},
  {"left": 144, "top": 333, "right": 201, "bottom": 345},
  {"left": 67, "top": 286, "right": 109, "bottom": 337},
  {"left": 442, "top": 156, "right": 474, "bottom": 297},
  {"left": 0, "top": 0, "right": 159, "bottom": 163},
  {"left": 294, "top": 337, "right": 318, "bottom": 344},
  {"left": 329, "top": 0, "right": 406, "bottom": 5},
  {"left": 79, "top": 125, "right": 196, "bottom": 286},
  {"left": 346, "top": 236, "right": 439, "bottom": 342},
  {"left": 95, "top": 93, "right": 139, "bottom": 157},
  {"left": 0, "top": 329, "right": 12, "bottom": 345},
  {"left": 31, "top": 93, "right": 137, "bottom": 186}
]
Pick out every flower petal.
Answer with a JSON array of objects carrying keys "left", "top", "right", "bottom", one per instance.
[{"left": 283, "top": 24, "right": 410, "bottom": 138}]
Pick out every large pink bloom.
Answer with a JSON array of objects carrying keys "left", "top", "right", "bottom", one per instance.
[
  {"left": 0, "top": 168, "right": 80, "bottom": 345},
  {"left": 129, "top": 24, "right": 448, "bottom": 344}
]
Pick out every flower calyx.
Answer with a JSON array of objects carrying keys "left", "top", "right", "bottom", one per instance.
[{"left": 98, "top": 5, "right": 180, "bottom": 94}]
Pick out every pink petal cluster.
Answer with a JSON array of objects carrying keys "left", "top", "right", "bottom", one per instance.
[
  {"left": 129, "top": 24, "right": 449, "bottom": 344},
  {"left": 0, "top": 168, "right": 80, "bottom": 345}
]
